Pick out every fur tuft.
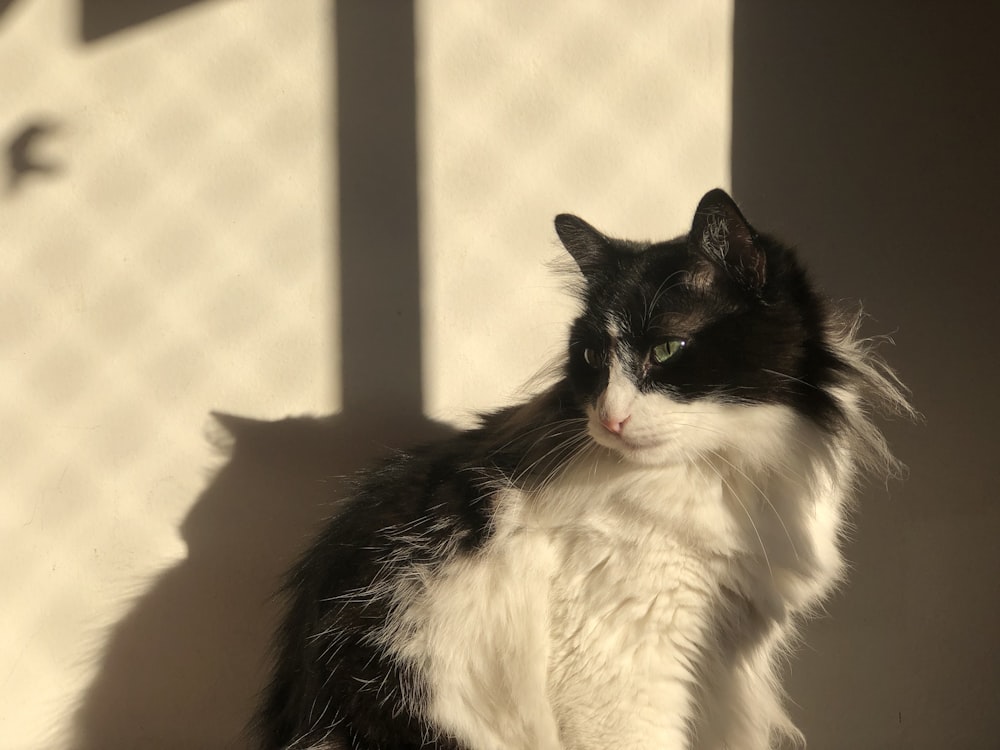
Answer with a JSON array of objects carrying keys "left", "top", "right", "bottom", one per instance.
[{"left": 826, "top": 306, "right": 918, "bottom": 481}]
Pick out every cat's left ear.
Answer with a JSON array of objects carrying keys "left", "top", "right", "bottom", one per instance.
[
  {"left": 555, "top": 213, "right": 612, "bottom": 281},
  {"left": 689, "top": 189, "right": 766, "bottom": 290}
]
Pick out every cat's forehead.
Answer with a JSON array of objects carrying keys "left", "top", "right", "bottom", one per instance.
[
  {"left": 633, "top": 239, "right": 700, "bottom": 283},
  {"left": 612, "top": 241, "right": 691, "bottom": 294},
  {"left": 597, "top": 242, "right": 733, "bottom": 338}
]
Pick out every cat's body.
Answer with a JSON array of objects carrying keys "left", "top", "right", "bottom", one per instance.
[{"left": 253, "top": 190, "right": 910, "bottom": 750}]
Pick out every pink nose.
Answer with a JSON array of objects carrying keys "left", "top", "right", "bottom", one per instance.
[{"left": 601, "top": 414, "right": 630, "bottom": 435}]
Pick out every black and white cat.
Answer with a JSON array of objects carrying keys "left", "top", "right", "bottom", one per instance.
[{"left": 253, "top": 189, "right": 910, "bottom": 750}]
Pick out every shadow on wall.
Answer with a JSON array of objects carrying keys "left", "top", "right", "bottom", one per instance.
[
  {"left": 79, "top": 0, "right": 210, "bottom": 42},
  {"left": 733, "top": 4, "right": 1000, "bottom": 750},
  {"left": 73, "top": 414, "right": 369, "bottom": 749},
  {"left": 69, "top": 3, "right": 456, "bottom": 748},
  {"left": 70, "top": 413, "right": 453, "bottom": 750},
  {"left": 4, "top": 118, "right": 64, "bottom": 194}
]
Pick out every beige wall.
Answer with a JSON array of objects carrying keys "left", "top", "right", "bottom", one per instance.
[{"left": 1, "top": 2, "right": 731, "bottom": 747}]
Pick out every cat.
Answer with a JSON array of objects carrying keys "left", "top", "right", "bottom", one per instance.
[{"left": 251, "top": 188, "right": 911, "bottom": 750}]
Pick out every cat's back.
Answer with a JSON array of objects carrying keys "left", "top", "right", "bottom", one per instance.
[{"left": 256, "top": 433, "right": 507, "bottom": 750}]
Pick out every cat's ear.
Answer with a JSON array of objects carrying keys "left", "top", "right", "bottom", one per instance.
[
  {"left": 555, "top": 213, "right": 612, "bottom": 281},
  {"left": 689, "top": 189, "right": 766, "bottom": 290}
]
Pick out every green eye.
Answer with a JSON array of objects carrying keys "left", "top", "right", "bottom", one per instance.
[{"left": 651, "top": 338, "right": 686, "bottom": 364}]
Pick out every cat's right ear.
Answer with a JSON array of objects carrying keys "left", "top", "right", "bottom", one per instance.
[
  {"left": 689, "top": 189, "right": 766, "bottom": 291},
  {"left": 555, "top": 214, "right": 611, "bottom": 281}
]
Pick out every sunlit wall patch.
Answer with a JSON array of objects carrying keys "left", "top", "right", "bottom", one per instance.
[{"left": 415, "top": 0, "right": 734, "bottom": 425}]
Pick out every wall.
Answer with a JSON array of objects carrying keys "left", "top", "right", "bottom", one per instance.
[
  {"left": 1, "top": 1, "right": 732, "bottom": 748},
  {"left": 733, "top": 3, "right": 1000, "bottom": 749},
  {"left": 2, "top": 2, "right": 332, "bottom": 748},
  {"left": 8, "top": 2, "right": 1000, "bottom": 749}
]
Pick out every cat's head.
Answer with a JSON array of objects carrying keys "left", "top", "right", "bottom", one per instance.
[{"left": 556, "top": 189, "right": 844, "bottom": 467}]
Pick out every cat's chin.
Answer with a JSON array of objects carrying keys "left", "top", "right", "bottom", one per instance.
[
  {"left": 587, "top": 427, "right": 679, "bottom": 467},
  {"left": 616, "top": 446, "right": 675, "bottom": 466}
]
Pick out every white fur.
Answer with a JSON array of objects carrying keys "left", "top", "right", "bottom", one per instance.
[{"left": 376, "top": 360, "right": 864, "bottom": 750}]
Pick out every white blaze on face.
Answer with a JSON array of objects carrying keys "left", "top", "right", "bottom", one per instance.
[{"left": 594, "top": 358, "right": 637, "bottom": 436}]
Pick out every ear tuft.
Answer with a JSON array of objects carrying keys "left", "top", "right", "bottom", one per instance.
[
  {"left": 690, "top": 188, "right": 766, "bottom": 290},
  {"left": 555, "top": 213, "right": 610, "bottom": 281}
]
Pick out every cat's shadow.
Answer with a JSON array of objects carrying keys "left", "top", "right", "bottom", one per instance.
[{"left": 70, "top": 411, "right": 455, "bottom": 750}]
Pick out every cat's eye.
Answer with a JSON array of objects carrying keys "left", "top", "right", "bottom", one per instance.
[
  {"left": 583, "top": 347, "right": 601, "bottom": 368},
  {"left": 651, "top": 338, "right": 687, "bottom": 364}
]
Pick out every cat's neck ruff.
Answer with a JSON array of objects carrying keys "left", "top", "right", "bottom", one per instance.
[
  {"left": 523, "top": 402, "right": 817, "bottom": 523},
  {"left": 509, "top": 403, "right": 848, "bottom": 613}
]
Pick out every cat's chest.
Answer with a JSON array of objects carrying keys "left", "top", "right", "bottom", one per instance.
[
  {"left": 539, "top": 509, "right": 724, "bottom": 746},
  {"left": 545, "top": 516, "right": 723, "bottom": 650},
  {"left": 524, "top": 463, "right": 732, "bottom": 663}
]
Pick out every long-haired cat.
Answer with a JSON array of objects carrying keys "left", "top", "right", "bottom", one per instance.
[{"left": 252, "top": 189, "right": 911, "bottom": 749}]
